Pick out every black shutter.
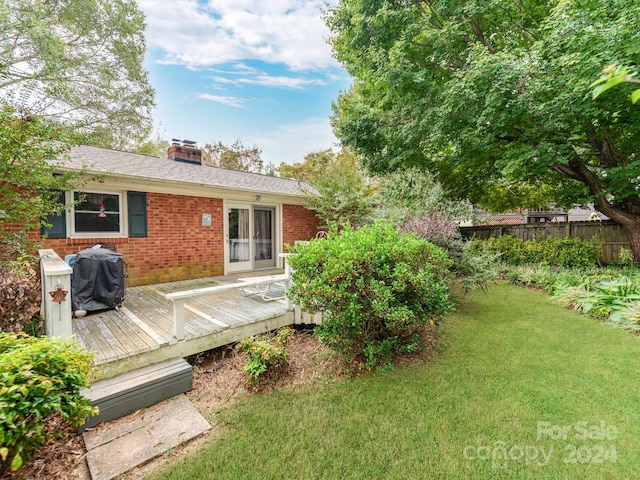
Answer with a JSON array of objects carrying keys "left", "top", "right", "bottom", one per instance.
[
  {"left": 128, "top": 191, "right": 147, "bottom": 237},
  {"left": 41, "top": 191, "right": 66, "bottom": 239}
]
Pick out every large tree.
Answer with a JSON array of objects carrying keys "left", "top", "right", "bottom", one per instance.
[
  {"left": 327, "top": 0, "right": 640, "bottom": 259},
  {"left": 0, "top": 0, "right": 155, "bottom": 257},
  {"left": 0, "top": 106, "right": 80, "bottom": 259},
  {"left": 0, "top": 0, "right": 155, "bottom": 148}
]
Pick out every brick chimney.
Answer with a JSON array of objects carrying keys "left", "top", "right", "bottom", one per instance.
[{"left": 168, "top": 139, "right": 202, "bottom": 165}]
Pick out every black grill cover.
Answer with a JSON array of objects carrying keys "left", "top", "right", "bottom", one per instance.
[{"left": 71, "top": 248, "right": 125, "bottom": 312}]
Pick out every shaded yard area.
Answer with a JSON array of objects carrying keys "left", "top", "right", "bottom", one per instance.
[{"left": 148, "top": 282, "right": 640, "bottom": 480}]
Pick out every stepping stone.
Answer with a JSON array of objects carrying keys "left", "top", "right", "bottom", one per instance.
[{"left": 83, "top": 394, "right": 211, "bottom": 480}]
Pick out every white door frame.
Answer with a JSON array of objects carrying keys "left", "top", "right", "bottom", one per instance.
[{"left": 223, "top": 201, "right": 281, "bottom": 274}]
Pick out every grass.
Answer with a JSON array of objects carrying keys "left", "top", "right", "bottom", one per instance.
[{"left": 148, "top": 282, "right": 640, "bottom": 479}]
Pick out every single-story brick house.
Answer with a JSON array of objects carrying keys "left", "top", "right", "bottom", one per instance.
[{"left": 42, "top": 143, "right": 321, "bottom": 286}]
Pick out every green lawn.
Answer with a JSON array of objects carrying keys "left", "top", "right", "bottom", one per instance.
[{"left": 149, "top": 282, "right": 640, "bottom": 479}]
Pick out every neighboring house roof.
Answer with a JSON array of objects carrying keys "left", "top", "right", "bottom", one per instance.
[
  {"left": 480, "top": 216, "right": 526, "bottom": 226},
  {"left": 473, "top": 205, "right": 608, "bottom": 225},
  {"left": 55, "top": 145, "right": 312, "bottom": 198}
]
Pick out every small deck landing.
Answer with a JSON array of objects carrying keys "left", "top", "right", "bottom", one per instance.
[{"left": 74, "top": 271, "right": 293, "bottom": 380}]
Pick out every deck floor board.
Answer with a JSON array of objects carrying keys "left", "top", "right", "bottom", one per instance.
[{"left": 103, "top": 311, "right": 156, "bottom": 353}]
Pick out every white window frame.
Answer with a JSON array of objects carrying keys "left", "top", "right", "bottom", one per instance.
[{"left": 70, "top": 190, "right": 126, "bottom": 237}]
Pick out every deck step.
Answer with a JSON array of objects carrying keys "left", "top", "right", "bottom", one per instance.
[{"left": 80, "top": 357, "right": 193, "bottom": 432}]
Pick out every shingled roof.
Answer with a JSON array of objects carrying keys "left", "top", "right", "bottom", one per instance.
[{"left": 55, "top": 145, "right": 310, "bottom": 198}]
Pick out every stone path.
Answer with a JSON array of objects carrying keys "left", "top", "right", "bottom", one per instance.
[{"left": 81, "top": 394, "right": 211, "bottom": 480}]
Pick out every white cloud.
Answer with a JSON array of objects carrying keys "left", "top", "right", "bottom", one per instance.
[
  {"left": 210, "top": 75, "right": 236, "bottom": 85},
  {"left": 138, "top": 0, "right": 338, "bottom": 71},
  {"left": 209, "top": 63, "right": 328, "bottom": 89},
  {"left": 198, "top": 93, "right": 245, "bottom": 108},
  {"left": 210, "top": 72, "right": 325, "bottom": 89},
  {"left": 252, "top": 117, "right": 340, "bottom": 166},
  {"left": 238, "top": 74, "right": 325, "bottom": 89}
]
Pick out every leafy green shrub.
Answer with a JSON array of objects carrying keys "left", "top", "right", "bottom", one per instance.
[
  {"left": 0, "top": 261, "right": 42, "bottom": 334},
  {"left": 471, "top": 235, "right": 528, "bottom": 265},
  {"left": 616, "top": 247, "right": 634, "bottom": 267},
  {"left": 238, "top": 328, "right": 295, "bottom": 389},
  {"left": 0, "top": 333, "right": 96, "bottom": 472},
  {"left": 471, "top": 236, "right": 600, "bottom": 268},
  {"left": 287, "top": 222, "right": 453, "bottom": 370}
]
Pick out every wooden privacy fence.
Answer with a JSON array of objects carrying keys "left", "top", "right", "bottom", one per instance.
[{"left": 459, "top": 220, "right": 630, "bottom": 264}]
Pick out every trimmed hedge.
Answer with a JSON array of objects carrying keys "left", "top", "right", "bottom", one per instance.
[{"left": 469, "top": 235, "right": 600, "bottom": 268}]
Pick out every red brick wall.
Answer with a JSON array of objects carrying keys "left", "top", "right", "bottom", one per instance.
[
  {"left": 41, "top": 196, "right": 319, "bottom": 285},
  {"left": 44, "top": 193, "right": 224, "bottom": 286},
  {"left": 282, "top": 204, "right": 321, "bottom": 251}
]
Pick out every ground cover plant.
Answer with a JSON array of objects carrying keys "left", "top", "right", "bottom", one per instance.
[
  {"left": 146, "top": 282, "right": 640, "bottom": 479},
  {"left": 237, "top": 327, "right": 295, "bottom": 389},
  {"left": 506, "top": 265, "right": 640, "bottom": 334},
  {"left": 286, "top": 221, "right": 453, "bottom": 370}
]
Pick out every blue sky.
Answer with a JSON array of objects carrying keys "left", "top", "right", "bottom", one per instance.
[{"left": 138, "top": 0, "right": 351, "bottom": 166}]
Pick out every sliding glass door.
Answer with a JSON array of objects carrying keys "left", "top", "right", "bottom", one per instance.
[
  {"left": 225, "top": 203, "right": 276, "bottom": 272},
  {"left": 254, "top": 207, "right": 275, "bottom": 269}
]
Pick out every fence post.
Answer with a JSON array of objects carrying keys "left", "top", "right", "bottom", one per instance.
[{"left": 39, "top": 249, "right": 73, "bottom": 337}]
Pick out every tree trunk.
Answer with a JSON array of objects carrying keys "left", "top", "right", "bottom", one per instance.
[{"left": 623, "top": 223, "right": 640, "bottom": 264}]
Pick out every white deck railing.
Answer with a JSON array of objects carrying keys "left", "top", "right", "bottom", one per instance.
[
  {"left": 165, "top": 274, "right": 290, "bottom": 341},
  {"left": 164, "top": 254, "right": 322, "bottom": 341}
]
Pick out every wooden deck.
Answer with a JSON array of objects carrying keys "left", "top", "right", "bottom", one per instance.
[{"left": 74, "top": 270, "right": 294, "bottom": 380}]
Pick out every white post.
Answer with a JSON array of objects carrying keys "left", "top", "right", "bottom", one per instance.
[
  {"left": 279, "top": 253, "right": 293, "bottom": 310},
  {"left": 39, "top": 249, "right": 73, "bottom": 337},
  {"left": 173, "top": 299, "right": 185, "bottom": 341}
]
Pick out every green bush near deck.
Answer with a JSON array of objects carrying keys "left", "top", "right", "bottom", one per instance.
[
  {"left": 0, "top": 333, "right": 96, "bottom": 472},
  {"left": 238, "top": 327, "right": 295, "bottom": 389},
  {"left": 286, "top": 221, "right": 453, "bottom": 370}
]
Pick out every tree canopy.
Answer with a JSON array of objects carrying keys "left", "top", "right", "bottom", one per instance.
[
  {"left": 327, "top": 0, "right": 640, "bottom": 257},
  {"left": 0, "top": 0, "right": 155, "bottom": 148},
  {"left": 202, "top": 139, "right": 264, "bottom": 173},
  {"left": 277, "top": 149, "right": 336, "bottom": 183},
  {"left": 286, "top": 148, "right": 377, "bottom": 228}
]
